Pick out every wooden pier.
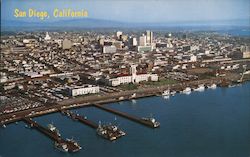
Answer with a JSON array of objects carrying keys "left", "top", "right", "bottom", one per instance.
[
  {"left": 61, "top": 110, "right": 98, "bottom": 129},
  {"left": 22, "top": 118, "right": 81, "bottom": 153},
  {"left": 93, "top": 104, "right": 159, "bottom": 128}
]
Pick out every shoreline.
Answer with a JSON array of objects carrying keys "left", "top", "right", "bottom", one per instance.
[{"left": 0, "top": 77, "right": 249, "bottom": 126}]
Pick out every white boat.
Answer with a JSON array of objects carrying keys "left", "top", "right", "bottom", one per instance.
[
  {"left": 208, "top": 84, "right": 217, "bottom": 89},
  {"left": 48, "top": 124, "right": 61, "bottom": 137},
  {"left": 141, "top": 117, "right": 160, "bottom": 128},
  {"left": 193, "top": 84, "right": 205, "bottom": 92},
  {"left": 2, "top": 124, "right": 6, "bottom": 128},
  {"left": 182, "top": 87, "right": 191, "bottom": 95},
  {"left": 162, "top": 90, "right": 170, "bottom": 96}
]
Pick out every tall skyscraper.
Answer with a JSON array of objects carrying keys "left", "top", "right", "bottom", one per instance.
[
  {"left": 132, "top": 37, "right": 137, "bottom": 46},
  {"left": 139, "top": 34, "right": 147, "bottom": 46},
  {"left": 146, "top": 30, "right": 153, "bottom": 45}
]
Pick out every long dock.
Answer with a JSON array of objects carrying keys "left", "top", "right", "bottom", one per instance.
[
  {"left": 22, "top": 118, "right": 81, "bottom": 152},
  {"left": 92, "top": 104, "right": 159, "bottom": 128},
  {"left": 61, "top": 110, "right": 126, "bottom": 141},
  {"left": 61, "top": 110, "right": 98, "bottom": 129}
]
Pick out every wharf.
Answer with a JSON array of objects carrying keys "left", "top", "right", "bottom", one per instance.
[
  {"left": 93, "top": 104, "right": 159, "bottom": 128},
  {"left": 61, "top": 110, "right": 98, "bottom": 129},
  {"left": 22, "top": 118, "right": 81, "bottom": 153},
  {"left": 61, "top": 110, "right": 126, "bottom": 141}
]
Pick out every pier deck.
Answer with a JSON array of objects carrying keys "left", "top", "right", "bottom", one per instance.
[
  {"left": 22, "top": 118, "right": 81, "bottom": 152},
  {"left": 61, "top": 110, "right": 98, "bottom": 129},
  {"left": 93, "top": 104, "right": 158, "bottom": 128}
]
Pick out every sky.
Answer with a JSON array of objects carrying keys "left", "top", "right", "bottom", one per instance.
[{"left": 1, "top": 0, "right": 250, "bottom": 23}]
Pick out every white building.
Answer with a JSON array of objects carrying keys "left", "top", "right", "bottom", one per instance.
[
  {"left": 0, "top": 72, "right": 8, "bottom": 83},
  {"left": 242, "top": 46, "right": 250, "bottom": 58},
  {"left": 67, "top": 85, "right": 100, "bottom": 97},
  {"left": 139, "top": 35, "right": 147, "bottom": 46},
  {"left": 103, "top": 45, "right": 117, "bottom": 53},
  {"left": 44, "top": 32, "right": 51, "bottom": 40},
  {"left": 132, "top": 37, "right": 138, "bottom": 46},
  {"left": 116, "top": 31, "right": 123, "bottom": 39},
  {"left": 104, "top": 64, "right": 158, "bottom": 86},
  {"left": 190, "top": 55, "right": 197, "bottom": 62}
]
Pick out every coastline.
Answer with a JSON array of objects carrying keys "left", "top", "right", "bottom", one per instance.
[{"left": 1, "top": 76, "right": 248, "bottom": 126}]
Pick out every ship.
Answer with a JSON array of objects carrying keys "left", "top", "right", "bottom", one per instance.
[
  {"left": 193, "top": 84, "right": 205, "bottom": 92},
  {"left": 96, "top": 123, "right": 126, "bottom": 141},
  {"left": 66, "top": 138, "right": 82, "bottom": 150},
  {"left": 207, "top": 83, "right": 217, "bottom": 89},
  {"left": 48, "top": 124, "right": 61, "bottom": 137},
  {"left": 54, "top": 142, "right": 68, "bottom": 152},
  {"left": 141, "top": 117, "right": 160, "bottom": 128}
]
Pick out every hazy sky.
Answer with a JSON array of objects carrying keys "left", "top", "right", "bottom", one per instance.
[{"left": 1, "top": 0, "right": 250, "bottom": 23}]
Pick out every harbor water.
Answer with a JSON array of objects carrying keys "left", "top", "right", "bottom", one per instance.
[{"left": 0, "top": 82, "right": 250, "bottom": 157}]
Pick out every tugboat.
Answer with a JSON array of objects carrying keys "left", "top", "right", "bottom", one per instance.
[
  {"left": 96, "top": 123, "right": 126, "bottom": 141},
  {"left": 141, "top": 117, "right": 160, "bottom": 128},
  {"left": 48, "top": 124, "right": 61, "bottom": 137},
  {"left": 54, "top": 142, "right": 68, "bottom": 152},
  {"left": 66, "top": 138, "right": 82, "bottom": 151}
]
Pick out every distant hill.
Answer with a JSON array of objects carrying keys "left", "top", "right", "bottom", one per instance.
[{"left": 1, "top": 18, "right": 249, "bottom": 31}]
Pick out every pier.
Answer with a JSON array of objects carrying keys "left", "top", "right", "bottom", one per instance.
[
  {"left": 22, "top": 118, "right": 81, "bottom": 152},
  {"left": 61, "top": 110, "right": 126, "bottom": 141},
  {"left": 61, "top": 110, "right": 98, "bottom": 129},
  {"left": 93, "top": 104, "right": 160, "bottom": 128}
]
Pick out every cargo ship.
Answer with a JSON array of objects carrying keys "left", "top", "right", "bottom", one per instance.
[
  {"left": 48, "top": 124, "right": 61, "bottom": 137},
  {"left": 141, "top": 117, "right": 160, "bottom": 128},
  {"left": 55, "top": 139, "right": 82, "bottom": 153},
  {"left": 96, "top": 123, "right": 126, "bottom": 141}
]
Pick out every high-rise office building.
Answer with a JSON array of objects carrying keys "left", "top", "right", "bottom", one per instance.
[
  {"left": 146, "top": 30, "right": 153, "bottom": 45},
  {"left": 132, "top": 37, "right": 138, "bottom": 46},
  {"left": 139, "top": 34, "right": 147, "bottom": 46}
]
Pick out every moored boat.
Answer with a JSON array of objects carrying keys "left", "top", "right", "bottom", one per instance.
[
  {"left": 193, "top": 84, "right": 205, "bottom": 92},
  {"left": 182, "top": 87, "right": 191, "bottom": 94},
  {"left": 141, "top": 117, "right": 160, "bottom": 128},
  {"left": 54, "top": 142, "right": 68, "bottom": 152}
]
